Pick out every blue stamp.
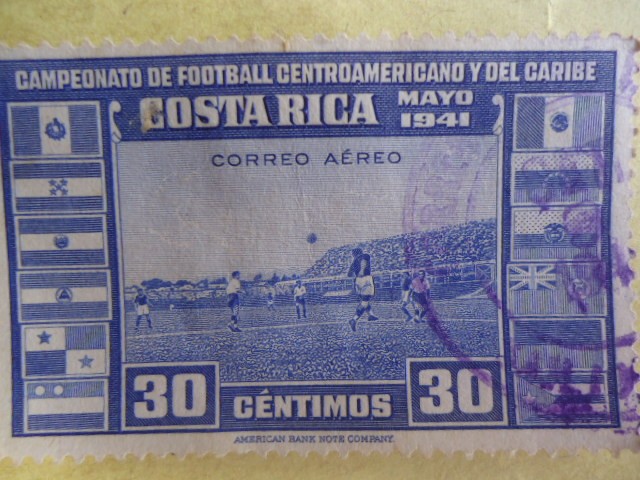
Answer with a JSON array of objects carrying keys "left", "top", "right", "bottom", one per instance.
[{"left": 0, "top": 37, "right": 637, "bottom": 456}]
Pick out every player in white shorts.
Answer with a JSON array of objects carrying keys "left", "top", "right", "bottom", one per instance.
[
  {"left": 226, "top": 271, "right": 245, "bottom": 332},
  {"left": 293, "top": 280, "right": 308, "bottom": 320},
  {"left": 347, "top": 248, "right": 378, "bottom": 332}
]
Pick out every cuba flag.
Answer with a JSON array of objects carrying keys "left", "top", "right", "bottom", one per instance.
[
  {"left": 25, "top": 380, "right": 107, "bottom": 432},
  {"left": 515, "top": 94, "right": 604, "bottom": 150},
  {"left": 17, "top": 216, "right": 107, "bottom": 268},
  {"left": 12, "top": 161, "right": 105, "bottom": 213},
  {"left": 9, "top": 102, "right": 102, "bottom": 158},
  {"left": 18, "top": 270, "right": 110, "bottom": 322},
  {"left": 23, "top": 324, "right": 108, "bottom": 378}
]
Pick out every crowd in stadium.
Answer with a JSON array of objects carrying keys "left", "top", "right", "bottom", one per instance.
[{"left": 304, "top": 219, "right": 496, "bottom": 278}]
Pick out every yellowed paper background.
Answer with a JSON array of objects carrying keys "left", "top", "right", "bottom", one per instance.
[{"left": 0, "top": 0, "right": 639, "bottom": 477}]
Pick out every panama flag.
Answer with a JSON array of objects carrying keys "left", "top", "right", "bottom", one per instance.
[
  {"left": 12, "top": 162, "right": 105, "bottom": 213},
  {"left": 9, "top": 102, "right": 101, "bottom": 158},
  {"left": 515, "top": 94, "right": 604, "bottom": 150},
  {"left": 25, "top": 380, "right": 107, "bottom": 432},
  {"left": 18, "top": 271, "right": 110, "bottom": 322},
  {"left": 17, "top": 216, "right": 106, "bottom": 268},
  {"left": 23, "top": 324, "right": 108, "bottom": 377}
]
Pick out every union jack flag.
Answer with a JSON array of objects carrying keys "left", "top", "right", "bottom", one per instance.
[{"left": 508, "top": 265, "right": 556, "bottom": 291}]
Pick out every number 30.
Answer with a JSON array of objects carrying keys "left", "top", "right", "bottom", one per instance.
[
  {"left": 134, "top": 373, "right": 207, "bottom": 418},
  {"left": 418, "top": 368, "right": 493, "bottom": 414}
]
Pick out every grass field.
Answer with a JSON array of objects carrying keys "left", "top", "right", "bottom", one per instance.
[{"left": 125, "top": 298, "right": 501, "bottom": 382}]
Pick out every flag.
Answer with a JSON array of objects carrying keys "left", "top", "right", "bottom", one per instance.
[
  {"left": 507, "top": 263, "right": 606, "bottom": 316},
  {"left": 23, "top": 324, "right": 108, "bottom": 377},
  {"left": 18, "top": 270, "right": 110, "bottom": 322},
  {"left": 512, "top": 319, "right": 605, "bottom": 371},
  {"left": 12, "top": 161, "right": 105, "bottom": 213},
  {"left": 25, "top": 380, "right": 107, "bottom": 432},
  {"left": 512, "top": 207, "right": 599, "bottom": 261},
  {"left": 515, "top": 372, "right": 610, "bottom": 426},
  {"left": 512, "top": 152, "right": 602, "bottom": 205},
  {"left": 515, "top": 94, "right": 604, "bottom": 151},
  {"left": 9, "top": 102, "right": 101, "bottom": 158},
  {"left": 17, "top": 216, "right": 106, "bottom": 268}
]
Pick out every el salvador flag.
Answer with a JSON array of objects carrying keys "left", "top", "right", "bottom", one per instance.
[
  {"left": 17, "top": 216, "right": 106, "bottom": 268},
  {"left": 18, "top": 271, "right": 110, "bottom": 322},
  {"left": 25, "top": 380, "right": 106, "bottom": 432},
  {"left": 515, "top": 94, "right": 604, "bottom": 150},
  {"left": 9, "top": 102, "right": 102, "bottom": 158},
  {"left": 24, "top": 324, "right": 108, "bottom": 377},
  {"left": 12, "top": 161, "right": 105, "bottom": 213}
]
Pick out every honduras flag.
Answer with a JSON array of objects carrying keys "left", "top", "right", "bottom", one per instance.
[
  {"left": 25, "top": 380, "right": 107, "bottom": 432},
  {"left": 23, "top": 324, "right": 108, "bottom": 377},
  {"left": 12, "top": 161, "right": 105, "bottom": 213},
  {"left": 17, "top": 216, "right": 106, "bottom": 268},
  {"left": 515, "top": 94, "right": 604, "bottom": 150},
  {"left": 9, "top": 102, "right": 102, "bottom": 158},
  {"left": 18, "top": 271, "right": 110, "bottom": 322}
]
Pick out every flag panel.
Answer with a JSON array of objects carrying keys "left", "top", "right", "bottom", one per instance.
[
  {"left": 12, "top": 161, "right": 104, "bottom": 213},
  {"left": 515, "top": 372, "right": 611, "bottom": 426},
  {"left": 507, "top": 263, "right": 607, "bottom": 317},
  {"left": 511, "top": 151, "right": 603, "bottom": 205},
  {"left": 16, "top": 216, "right": 107, "bottom": 268},
  {"left": 23, "top": 324, "right": 108, "bottom": 378},
  {"left": 9, "top": 102, "right": 102, "bottom": 158},
  {"left": 512, "top": 319, "right": 605, "bottom": 371},
  {"left": 514, "top": 94, "right": 604, "bottom": 151},
  {"left": 18, "top": 271, "right": 111, "bottom": 323},
  {"left": 25, "top": 380, "right": 107, "bottom": 432},
  {"left": 511, "top": 207, "right": 600, "bottom": 261}
]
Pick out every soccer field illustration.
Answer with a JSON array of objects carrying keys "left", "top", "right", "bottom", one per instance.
[{"left": 118, "top": 136, "right": 501, "bottom": 382}]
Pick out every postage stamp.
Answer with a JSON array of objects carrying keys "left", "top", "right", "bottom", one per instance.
[{"left": 0, "top": 36, "right": 637, "bottom": 458}]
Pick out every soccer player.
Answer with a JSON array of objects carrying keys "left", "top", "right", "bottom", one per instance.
[
  {"left": 347, "top": 247, "right": 378, "bottom": 332},
  {"left": 293, "top": 280, "right": 307, "bottom": 320},
  {"left": 134, "top": 287, "right": 152, "bottom": 329},
  {"left": 267, "top": 291, "right": 276, "bottom": 313},
  {"left": 411, "top": 270, "right": 432, "bottom": 323},
  {"left": 226, "top": 271, "right": 245, "bottom": 332},
  {"left": 400, "top": 271, "right": 414, "bottom": 321}
]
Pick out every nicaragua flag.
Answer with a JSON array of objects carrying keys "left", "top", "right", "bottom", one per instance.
[
  {"left": 18, "top": 270, "right": 110, "bottom": 322},
  {"left": 9, "top": 102, "right": 102, "bottom": 158},
  {"left": 25, "top": 380, "right": 107, "bottom": 432},
  {"left": 24, "top": 324, "right": 108, "bottom": 377},
  {"left": 17, "top": 216, "right": 106, "bottom": 268},
  {"left": 12, "top": 161, "right": 105, "bottom": 213},
  {"left": 515, "top": 94, "right": 604, "bottom": 150}
]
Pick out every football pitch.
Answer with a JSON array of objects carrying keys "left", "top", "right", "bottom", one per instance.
[{"left": 125, "top": 299, "right": 501, "bottom": 382}]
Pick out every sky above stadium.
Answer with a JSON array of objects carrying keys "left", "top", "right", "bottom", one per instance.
[{"left": 119, "top": 135, "right": 497, "bottom": 283}]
